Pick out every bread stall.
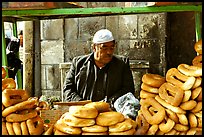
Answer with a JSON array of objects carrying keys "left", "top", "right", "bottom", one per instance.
[{"left": 2, "top": 2, "right": 202, "bottom": 135}]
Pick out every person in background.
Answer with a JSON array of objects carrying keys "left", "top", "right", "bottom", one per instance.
[{"left": 63, "top": 29, "right": 135, "bottom": 107}]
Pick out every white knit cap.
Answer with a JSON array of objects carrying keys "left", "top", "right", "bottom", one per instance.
[{"left": 92, "top": 29, "right": 114, "bottom": 44}]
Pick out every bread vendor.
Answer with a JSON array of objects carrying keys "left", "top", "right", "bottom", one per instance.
[{"left": 63, "top": 29, "right": 135, "bottom": 107}]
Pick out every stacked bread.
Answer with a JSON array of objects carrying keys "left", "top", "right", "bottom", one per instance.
[
  {"left": 135, "top": 40, "right": 202, "bottom": 135},
  {"left": 2, "top": 67, "right": 48, "bottom": 135},
  {"left": 43, "top": 102, "right": 136, "bottom": 135}
]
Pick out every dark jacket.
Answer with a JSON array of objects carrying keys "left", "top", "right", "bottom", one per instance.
[{"left": 63, "top": 52, "right": 135, "bottom": 104}]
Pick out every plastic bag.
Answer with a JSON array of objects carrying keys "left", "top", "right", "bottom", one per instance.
[{"left": 114, "top": 92, "right": 140, "bottom": 119}]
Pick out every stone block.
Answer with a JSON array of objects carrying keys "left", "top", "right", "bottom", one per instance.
[
  {"left": 65, "top": 18, "right": 78, "bottom": 41},
  {"left": 41, "top": 19, "right": 64, "bottom": 40},
  {"left": 41, "top": 40, "right": 64, "bottom": 64},
  {"left": 106, "top": 16, "right": 119, "bottom": 40},
  {"left": 41, "top": 65, "right": 46, "bottom": 89}
]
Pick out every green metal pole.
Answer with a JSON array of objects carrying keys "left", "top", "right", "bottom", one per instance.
[
  {"left": 195, "top": 12, "right": 202, "bottom": 42},
  {"left": 12, "top": 22, "right": 23, "bottom": 89},
  {"left": 2, "top": 22, "right": 9, "bottom": 78}
]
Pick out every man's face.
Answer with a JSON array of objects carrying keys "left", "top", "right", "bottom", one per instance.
[{"left": 93, "top": 41, "right": 115, "bottom": 65}]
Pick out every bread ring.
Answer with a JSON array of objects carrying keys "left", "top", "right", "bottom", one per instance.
[
  {"left": 2, "top": 78, "right": 16, "bottom": 91},
  {"left": 142, "top": 73, "right": 165, "bottom": 88},
  {"left": 176, "top": 113, "right": 188, "bottom": 125},
  {"left": 165, "top": 128, "right": 177, "bottom": 135},
  {"left": 2, "top": 104, "right": 5, "bottom": 111},
  {"left": 173, "top": 124, "right": 189, "bottom": 132},
  {"left": 141, "top": 83, "right": 159, "bottom": 94},
  {"left": 191, "top": 101, "right": 202, "bottom": 113},
  {"left": 13, "top": 122, "right": 22, "bottom": 135},
  {"left": 191, "top": 86, "right": 202, "bottom": 100},
  {"left": 109, "top": 127, "right": 136, "bottom": 135},
  {"left": 197, "top": 117, "right": 202, "bottom": 128},
  {"left": 196, "top": 89, "right": 202, "bottom": 101},
  {"left": 140, "top": 98, "right": 165, "bottom": 125},
  {"left": 26, "top": 115, "right": 44, "bottom": 135},
  {"left": 147, "top": 124, "right": 159, "bottom": 135},
  {"left": 186, "top": 128, "right": 197, "bottom": 135},
  {"left": 54, "top": 129, "right": 69, "bottom": 135},
  {"left": 2, "top": 121, "right": 9, "bottom": 135},
  {"left": 159, "top": 82, "right": 184, "bottom": 107},
  {"left": 54, "top": 119, "right": 82, "bottom": 135},
  {"left": 84, "top": 101, "right": 110, "bottom": 112},
  {"left": 182, "top": 90, "right": 191, "bottom": 102},
  {"left": 155, "top": 130, "right": 165, "bottom": 135},
  {"left": 192, "top": 77, "right": 202, "bottom": 89},
  {"left": 109, "top": 118, "right": 136, "bottom": 133},
  {"left": 38, "top": 101, "right": 49, "bottom": 110},
  {"left": 178, "top": 64, "right": 202, "bottom": 77},
  {"left": 6, "top": 122, "right": 15, "bottom": 135},
  {"left": 20, "top": 121, "right": 29, "bottom": 135},
  {"left": 155, "top": 95, "right": 186, "bottom": 114},
  {"left": 63, "top": 112, "right": 95, "bottom": 127},
  {"left": 6, "top": 109, "right": 38, "bottom": 122},
  {"left": 134, "top": 114, "right": 150, "bottom": 135},
  {"left": 194, "top": 39, "right": 202, "bottom": 54},
  {"left": 166, "top": 68, "right": 196, "bottom": 90},
  {"left": 68, "top": 105, "right": 98, "bottom": 119},
  {"left": 139, "top": 90, "right": 157, "bottom": 99},
  {"left": 2, "top": 97, "right": 38, "bottom": 117},
  {"left": 2, "top": 67, "right": 7, "bottom": 79},
  {"left": 82, "top": 132, "right": 108, "bottom": 135},
  {"left": 82, "top": 125, "right": 108, "bottom": 133},
  {"left": 188, "top": 113, "right": 198, "bottom": 128},
  {"left": 165, "top": 109, "right": 179, "bottom": 124},
  {"left": 179, "top": 100, "right": 197, "bottom": 111},
  {"left": 159, "top": 117, "right": 175, "bottom": 133},
  {"left": 2, "top": 89, "right": 29, "bottom": 107},
  {"left": 192, "top": 55, "right": 202, "bottom": 67},
  {"left": 96, "top": 111, "right": 125, "bottom": 126},
  {"left": 194, "top": 111, "right": 202, "bottom": 118},
  {"left": 43, "top": 124, "right": 54, "bottom": 135},
  {"left": 195, "top": 127, "right": 202, "bottom": 135}
]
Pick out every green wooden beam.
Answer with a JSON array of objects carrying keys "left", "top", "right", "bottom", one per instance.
[
  {"left": 2, "top": 5, "right": 202, "bottom": 20},
  {"left": 195, "top": 12, "right": 202, "bottom": 41}
]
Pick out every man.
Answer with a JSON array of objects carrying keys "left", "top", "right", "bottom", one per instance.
[{"left": 63, "top": 29, "right": 135, "bottom": 106}]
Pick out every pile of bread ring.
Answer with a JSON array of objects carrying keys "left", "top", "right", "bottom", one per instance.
[
  {"left": 2, "top": 67, "right": 50, "bottom": 135},
  {"left": 136, "top": 39, "right": 202, "bottom": 135}
]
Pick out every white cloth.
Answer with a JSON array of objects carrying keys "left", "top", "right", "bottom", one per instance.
[{"left": 92, "top": 29, "right": 114, "bottom": 44}]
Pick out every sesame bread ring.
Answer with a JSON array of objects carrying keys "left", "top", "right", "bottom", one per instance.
[
  {"left": 2, "top": 121, "right": 9, "bottom": 135},
  {"left": 2, "top": 67, "right": 7, "bottom": 79},
  {"left": 142, "top": 73, "right": 165, "bottom": 88},
  {"left": 186, "top": 128, "right": 197, "bottom": 135},
  {"left": 179, "top": 100, "right": 197, "bottom": 111},
  {"left": 69, "top": 105, "right": 98, "bottom": 119},
  {"left": 140, "top": 98, "right": 165, "bottom": 125},
  {"left": 84, "top": 101, "right": 111, "bottom": 113},
  {"left": 159, "top": 82, "right": 184, "bottom": 107},
  {"left": 196, "top": 89, "right": 202, "bottom": 101},
  {"left": 43, "top": 124, "right": 54, "bottom": 135},
  {"left": 176, "top": 113, "right": 188, "bottom": 126},
  {"left": 6, "top": 122, "right": 15, "bottom": 135},
  {"left": 165, "top": 129, "right": 177, "bottom": 135},
  {"left": 2, "top": 78, "right": 16, "bottom": 91},
  {"left": 192, "top": 77, "right": 202, "bottom": 89},
  {"left": 192, "top": 55, "right": 202, "bottom": 67},
  {"left": 2, "top": 97, "right": 38, "bottom": 117},
  {"left": 155, "top": 95, "right": 186, "bottom": 114},
  {"left": 54, "top": 129, "right": 69, "bottom": 135},
  {"left": 159, "top": 117, "right": 175, "bottom": 133},
  {"left": 194, "top": 111, "right": 202, "bottom": 118},
  {"left": 194, "top": 39, "right": 202, "bottom": 54},
  {"left": 165, "top": 109, "right": 179, "bottom": 124},
  {"left": 141, "top": 83, "right": 159, "bottom": 94},
  {"left": 182, "top": 90, "right": 191, "bottom": 102},
  {"left": 134, "top": 114, "right": 150, "bottom": 135},
  {"left": 96, "top": 111, "right": 125, "bottom": 126},
  {"left": 146, "top": 124, "right": 159, "bottom": 135},
  {"left": 21, "top": 121, "right": 29, "bottom": 135},
  {"left": 139, "top": 90, "right": 157, "bottom": 99},
  {"left": 191, "top": 101, "right": 202, "bottom": 113},
  {"left": 173, "top": 124, "right": 189, "bottom": 132},
  {"left": 2, "top": 89, "right": 29, "bottom": 107},
  {"left": 197, "top": 117, "right": 202, "bottom": 128},
  {"left": 82, "top": 125, "right": 108, "bottom": 133},
  {"left": 6, "top": 109, "right": 38, "bottom": 122},
  {"left": 54, "top": 119, "right": 82, "bottom": 135},
  {"left": 188, "top": 113, "right": 198, "bottom": 128},
  {"left": 109, "top": 127, "right": 136, "bottom": 135},
  {"left": 63, "top": 112, "right": 95, "bottom": 127},
  {"left": 178, "top": 64, "right": 202, "bottom": 77},
  {"left": 26, "top": 115, "right": 44, "bottom": 135},
  {"left": 109, "top": 118, "right": 136, "bottom": 133},
  {"left": 82, "top": 132, "right": 108, "bottom": 135},
  {"left": 166, "top": 68, "right": 196, "bottom": 90},
  {"left": 13, "top": 122, "right": 22, "bottom": 135}
]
